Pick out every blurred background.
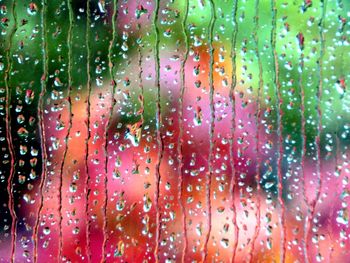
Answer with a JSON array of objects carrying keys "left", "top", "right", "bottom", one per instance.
[{"left": 0, "top": 0, "right": 350, "bottom": 262}]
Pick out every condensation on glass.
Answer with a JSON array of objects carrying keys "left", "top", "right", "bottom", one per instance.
[{"left": 0, "top": 0, "right": 349, "bottom": 262}]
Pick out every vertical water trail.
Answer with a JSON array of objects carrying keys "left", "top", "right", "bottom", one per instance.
[
  {"left": 33, "top": 0, "right": 48, "bottom": 261},
  {"left": 299, "top": 47, "right": 309, "bottom": 263},
  {"left": 177, "top": 0, "right": 189, "bottom": 261},
  {"left": 102, "top": 0, "right": 118, "bottom": 261},
  {"left": 153, "top": 0, "right": 163, "bottom": 261},
  {"left": 202, "top": 0, "right": 215, "bottom": 261},
  {"left": 304, "top": 1, "right": 327, "bottom": 261},
  {"left": 249, "top": 0, "right": 262, "bottom": 261},
  {"left": 85, "top": 0, "right": 92, "bottom": 261},
  {"left": 4, "top": 1, "right": 17, "bottom": 262},
  {"left": 329, "top": 121, "right": 338, "bottom": 262},
  {"left": 229, "top": 1, "right": 239, "bottom": 262},
  {"left": 58, "top": 0, "right": 74, "bottom": 260},
  {"left": 329, "top": 40, "right": 345, "bottom": 263},
  {"left": 270, "top": 0, "right": 286, "bottom": 261}
]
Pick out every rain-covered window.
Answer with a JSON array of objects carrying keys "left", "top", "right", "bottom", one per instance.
[{"left": 0, "top": 0, "right": 350, "bottom": 262}]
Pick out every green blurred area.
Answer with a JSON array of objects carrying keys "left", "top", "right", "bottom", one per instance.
[{"left": 1, "top": 0, "right": 350, "bottom": 151}]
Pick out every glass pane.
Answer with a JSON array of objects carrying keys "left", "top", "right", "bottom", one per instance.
[{"left": 0, "top": 0, "right": 349, "bottom": 262}]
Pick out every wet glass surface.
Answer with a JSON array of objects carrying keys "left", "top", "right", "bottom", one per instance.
[{"left": 0, "top": 0, "right": 350, "bottom": 262}]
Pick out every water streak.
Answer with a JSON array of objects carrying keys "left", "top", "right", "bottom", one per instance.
[
  {"left": 178, "top": 0, "right": 189, "bottom": 261},
  {"left": 229, "top": 1, "right": 239, "bottom": 262},
  {"left": 250, "top": 0, "right": 262, "bottom": 260},
  {"left": 58, "top": 0, "right": 74, "bottom": 259},
  {"left": 102, "top": 0, "right": 118, "bottom": 260},
  {"left": 5, "top": 1, "right": 18, "bottom": 262},
  {"left": 153, "top": 0, "right": 163, "bottom": 261},
  {"left": 202, "top": 0, "right": 216, "bottom": 261},
  {"left": 271, "top": 0, "right": 286, "bottom": 261},
  {"left": 85, "top": 1, "right": 92, "bottom": 261},
  {"left": 304, "top": 1, "right": 327, "bottom": 261},
  {"left": 33, "top": 0, "right": 49, "bottom": 261},
  {"left": 299, "top": 46, "right": 309, "bottom": 263}
]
